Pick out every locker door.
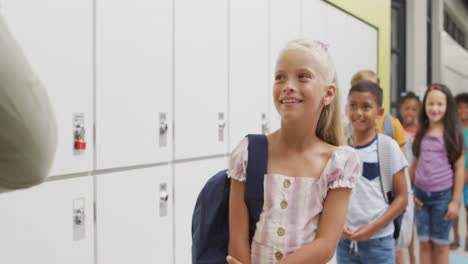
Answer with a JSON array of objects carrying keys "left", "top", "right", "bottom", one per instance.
[
  {"left": 325, "top": 4, "right": 378, "bottom": 107},
  {"left": 302, "top": 0, "right": 329, "bottom": 43},
  {"left": 2, "top": 0, "right": 93, "bottom": 176},
  {"left": 96, "top": 166, "right": 173, "bottom": 264},
  {"left": 0, "top": 177, "right": 94, "bottom": 264},
  {"left": 174, "top": 0, "right": 229, "bottom": 160},
  {"left": 95, "top": 0, "right": 173, "bottom": 169},
  {"left": 229, "top": 0, "right": 269, "bottom": 150},
  {"left": 269, "top": 0, "right": 302, "bottom": 132},
  {"left": 174, "top": 157, "right": 228, "bottom": 264}
]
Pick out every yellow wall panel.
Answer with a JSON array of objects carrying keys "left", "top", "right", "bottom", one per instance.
[{"left": 325, "top": 0, "right": 391, "bottom": 111}]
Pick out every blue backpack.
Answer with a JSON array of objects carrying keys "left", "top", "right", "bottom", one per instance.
[{"left": 191, "top": 134, "right": 268, "bottom": 264}]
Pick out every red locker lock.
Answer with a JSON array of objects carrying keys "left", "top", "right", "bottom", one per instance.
[
  {"left": 74, "top": 123, "right": 86, "bottom": 151},
  {"left": 74, "top": 138, "right": 86, "bottom": 150}
]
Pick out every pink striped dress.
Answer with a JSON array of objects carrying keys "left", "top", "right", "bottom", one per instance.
[{"left": 227, "top": 138, "right": 360, "bottom": 263}]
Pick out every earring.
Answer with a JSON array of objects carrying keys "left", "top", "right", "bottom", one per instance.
[{"left": 322, "top": 104, "right": 330, "bottom": 116}]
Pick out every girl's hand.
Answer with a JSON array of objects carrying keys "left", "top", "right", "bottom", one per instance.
[
  {"left": 444, "top": 201, "right": 459, "bottom": 220},
  {"left": 349, "top": 224, "right": 375, "bottom": 241},
  {"left": 226, "top": 256, "right": 243, "bottom": 264},
  {"left": 341, "top": 224, "right": 354, "bottom": 240}
]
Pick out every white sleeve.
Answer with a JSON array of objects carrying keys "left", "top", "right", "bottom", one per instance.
[
  {"left": 0, "top": 16, "right": 57, "bottom": 190},
  {"left": 390, "top": 139, "right": 408, "bottom": 176}
]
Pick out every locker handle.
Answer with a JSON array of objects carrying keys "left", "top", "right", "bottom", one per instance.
[
  {"left": 73, "top": 208, "right": 85, "bottom": 225},
  {"left": 160, "top": 120, "right": 168, "bottom": 134},
  {"left": 160, "top": 191, "right": 169, "bottom": 202},
  {"left": 159, "top": 183, "right": 169, "bottom": 217},
  {"left": 218, "top": 121, "right": 226, "bottom": 129}
]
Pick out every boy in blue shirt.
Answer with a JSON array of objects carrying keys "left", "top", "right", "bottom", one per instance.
[{"left": 337, "top": 81, "right": 408, "bottom": 264}]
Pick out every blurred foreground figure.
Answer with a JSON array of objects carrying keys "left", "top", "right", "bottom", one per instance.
[{"left": 0, "top": 15, "right": 57, "bottom": 191}]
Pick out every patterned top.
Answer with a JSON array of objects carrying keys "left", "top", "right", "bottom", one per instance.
[{"left": 227, "top": 138, "right": 361, "bottom": 263}]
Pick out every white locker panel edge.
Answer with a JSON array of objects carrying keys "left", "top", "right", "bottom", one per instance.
[
  {"left": 96, "top": 0, "right": 173, "bottom": 169},
  {"left": 96, "top": 165, "right": 173, "bottom": 264},
  {"left": 325, "top": 4, "right": 378, "bottom": 117},
  {"left": 2, "top": 0, "right": 93, "bottom": 176},
  {"left": 229, "top": 0, "right": 269, "bottom": 150},
  {"left": 0, "top": 177, "right": 94, "bottom": 264},
  {"left": 269, "top": 0, "right": 302, "bottom": 133},
  {"left": 174, "top": 157, "right": 228, "bottom": 264},
  {"left": 174, "top": 0, "right": 229, "bottom": 160}
]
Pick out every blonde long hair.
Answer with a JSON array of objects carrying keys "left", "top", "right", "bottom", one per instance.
[{"left": 282, "top": 39, "right": 344, "bottom": 146}]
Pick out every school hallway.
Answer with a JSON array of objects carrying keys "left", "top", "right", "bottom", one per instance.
[{"left": 1, "top": 0, "right": 468, "bottom": 263}]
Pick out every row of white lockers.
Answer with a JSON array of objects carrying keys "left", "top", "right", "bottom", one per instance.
[
  {"left": 0, "top": 158, "right": 227, "bottom": 264},
  {"left": 0, "top": 0, "right": 378, "bottom": 263},
  {"left": 1, "top": 0, "right": 378, "bottom": 176}
]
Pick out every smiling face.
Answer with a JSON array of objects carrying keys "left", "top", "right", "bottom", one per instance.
[
  {"left": 425, "top": 89, "right": 447, "bottom": 125},
  {"left": 347, "top": 91, "right": 384, "bottom": 134},
  {"left": 273, "top": 47, "right": 334, "bottom": 123},
  {"left": 399, "top": 98, "right": 420, "bottom": 127}
]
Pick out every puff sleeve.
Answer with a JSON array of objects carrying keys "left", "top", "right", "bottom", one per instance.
[
  {"left": 327, "top": 146, "right": 361, "bottom": 190},
  {"left": 226, "top": 138, "right": 248, "bottom": 182}
]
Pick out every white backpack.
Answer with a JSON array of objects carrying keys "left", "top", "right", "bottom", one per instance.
[{"left": 377, "top": 134, "right": 413, "bottom": 248}]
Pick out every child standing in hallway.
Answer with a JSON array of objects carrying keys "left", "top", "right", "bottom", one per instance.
[
  {"left": 350, "top": 70, "right": 407, "bottom": 155},
  {"left": 226, "top": 39, "right": 361, "bottom": 264},
  {"left": 398, "top": 92, "right": 421, "bottom": 264},
  {"left": 399, "top": 92, "right": 420, "bottom": 165},
  {"left": 450, "top": 92, "right": 468, "bottom": 252},
  {"left": 337, "top": 81, "right": 408, "bottom": 264},
  {"left": 410, "top": 84, "right": 466, "bottom": 264}
]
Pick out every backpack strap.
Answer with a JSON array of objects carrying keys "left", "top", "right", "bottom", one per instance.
[
  {"left": 383, "top": 114, "right": 394, "bottom": 139},
  {"left": 244, "top": 134, "right": 268, "bottom": 241},
  {"left": 377, "top": 134, "right": 393, "bottom": 204}
]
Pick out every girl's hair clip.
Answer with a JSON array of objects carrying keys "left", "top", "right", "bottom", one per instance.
[
  {"left": 429, "top": 84, "right": 442, "bottom": 90},
  {"left": 314, "top": 40, "right": 329, "bottom": 51}
]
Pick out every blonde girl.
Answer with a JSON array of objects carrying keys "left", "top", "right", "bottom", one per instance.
[{"left": 227, "top": 39, "right": 361, "bottom": 264}]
